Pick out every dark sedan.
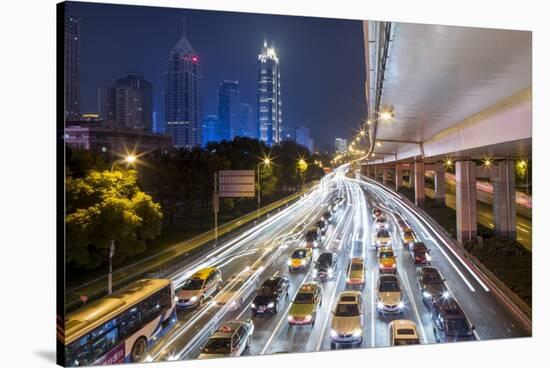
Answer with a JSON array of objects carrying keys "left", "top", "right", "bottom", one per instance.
[
  {"left": 251, "top": 276, "right": 290, "bottom": 314},
  {"left": 314, "top": 252, "right": 338, "bottom": 281},
  {"left": 416, "top": 266, "right": 449, "bottom": 306},
  {"left": 410, "top": 242, "right": 431, "bottom": 265},
  {"left": 322, "top": 211, "right": 333, "bottom": 224},
  {"left": 431, "top": 298, "right": 476, "bottom": 343}
]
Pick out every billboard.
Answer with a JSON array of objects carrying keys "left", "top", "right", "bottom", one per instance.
[{"left": 218, "top": 170, "right": 256, "bottom": 198}]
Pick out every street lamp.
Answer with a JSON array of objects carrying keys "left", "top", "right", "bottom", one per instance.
[
  {"left": 108, "top": 153, "right": 137, "bottom": 295},
  {"left": 257, "top": 157, "right": 272, "bottom": 220},
  {"left": 297, "top": 158, "right": 308, "bottom": 188},
  {"left": 519, "top": 160, "right": 529, "bottom": 195}
]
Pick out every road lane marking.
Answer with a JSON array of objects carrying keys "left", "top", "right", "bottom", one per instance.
[
  {"left": 400, "top": 266, "right": 427, "bottom": 344},
  {"left": 237, "top": 300, "right": 253, "bottom": 320},
  {"left": 316, "top": 272, "right": 343, "bottom": 351}
]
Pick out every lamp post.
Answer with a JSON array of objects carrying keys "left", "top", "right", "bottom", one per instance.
[
  {"left": 297, "top": 158, "right": 308, "bottom": 189},
  {"left": 108, "top": 154, "right": 137, "bottom": 295},
  {"left": 257, "top": 157, "right": 271, "bottom": 221}
]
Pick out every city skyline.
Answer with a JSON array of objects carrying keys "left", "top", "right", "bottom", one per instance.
[{"left": 67, "top": 1, "right": 366, "bottom": 148}]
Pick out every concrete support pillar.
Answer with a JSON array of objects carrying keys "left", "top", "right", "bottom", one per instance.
[
  {"left": 414, "top": 162, "right": 425, "bottom": 206},
  {"left": 456, "top": 161, "right": 477, "bottom": 244},
  {"left": 395, "top": 164, "right": 403, "bottom": 191},
  {"left": 434, "top": 163, "right": 446, "bottom": 206},
  {"left": 382, "top": 169, "right": 389, "bottom": 185},
  {"left": 374, "top": 166, "right": 379, "bottom": 181},
  {"left": 493, "top": 160, "right": 517, "bottom": 240}
]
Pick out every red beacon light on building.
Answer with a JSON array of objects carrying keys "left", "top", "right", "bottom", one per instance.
[{"left": 191, "top": 55, "right": 199, "bottom": 63}]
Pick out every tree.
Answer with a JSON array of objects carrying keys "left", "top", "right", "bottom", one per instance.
[{"left": 66, "top": 170, "right": 163, "bottom": 270}]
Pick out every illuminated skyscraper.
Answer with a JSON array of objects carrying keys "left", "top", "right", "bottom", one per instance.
[
  {"left": 257, "top": 39, "right": 282, "bottom": 146},
  {"left": 64, "top": 11, "right": 80, "bottom": 119},
  {"left": 218, "top": 80, "right": 240, "bottom": 140},
  {"left": 165, "top": 20, "right": 203, "bottom": 148}
]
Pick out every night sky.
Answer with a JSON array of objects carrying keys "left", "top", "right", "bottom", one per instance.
[{"left": 69, "top": 1, "right": 367, "bottom": 149}]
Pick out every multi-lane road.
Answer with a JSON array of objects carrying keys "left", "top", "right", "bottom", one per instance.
[{"left": 141, "top": 165, "right": 531, "bottom": 363}]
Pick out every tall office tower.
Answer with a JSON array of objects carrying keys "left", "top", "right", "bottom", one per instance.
[
  {"left": 218, "top": 80, "right": 240, "bottom": 140},
  {"left": 202, "top": 115, "right": 220, "bottom": 146},
  {"left": 257, "top": 39, "right": 282, "bottom": 146},
  {"left": 238, "top": 103, "right": 256, "bottom": 139},
  {"left": 116, "top": 73, "right": 153, "bottom": 131},
  {"left": 64, "top": 11, "right": 80, "bottom": 119},
  {"left": 296, "top": 125, "right": 312, "bottom": 153},
  {"left": 334, "top": 138, "right": 348, "bottom": 153},
  {"left": 97, "top": 87, "right": 116, "bottom": 121},
  {"left": 165, "top": 20, "right": 203, "bottom": 148}
]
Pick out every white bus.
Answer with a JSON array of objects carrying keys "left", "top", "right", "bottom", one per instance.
[{"left": 63, "top": 279, "right": 176, "bottom": 366}]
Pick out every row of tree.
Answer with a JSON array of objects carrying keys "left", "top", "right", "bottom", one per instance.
[{"left": 65, "top": 137, "right": 330, "bottom": 271}]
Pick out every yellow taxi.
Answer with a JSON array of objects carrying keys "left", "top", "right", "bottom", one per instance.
[
  {"left": 288, "top": 282, "right": 323, "bottom": 326},
  {"left": 401, "top": 227, "right": 416, "bottom": 246},
  {"left": 346, "top": 257, "right": 366, "bottom": 288},
  {"left": 288, "top": 247, "right": 313, "bottom": 272},
  {"left": 378, "top": 246, "right": 397, "bottom": 274}
]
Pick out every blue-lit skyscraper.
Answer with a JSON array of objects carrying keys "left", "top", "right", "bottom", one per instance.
[
  {"left": 202, "top": 115, "right": 219, "bottom": 146},
  {"left": 218, "top": 80, "right": 240, "bottom": 141},
  {"left": 165, "top": 20, "right": 203, "bottom": 148},
  {"left": 257, "top": 39, "right": 282, "bottom": 146},
  {"left": 238, "top": 103, "right": 256, "bottom": 139}
]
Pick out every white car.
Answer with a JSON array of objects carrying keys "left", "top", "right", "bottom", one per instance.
[
  {"left": 330, "top": 291, "right": 364, "bottom": 348},
  {"left": 214, "top": 267, "right": 260, "bottom": 310},
  {"left": 389, "top": 319, "right": 420, "bottom": 346},
  {"left": 198, "top": 320, "right": 254, "bottom": 359}
]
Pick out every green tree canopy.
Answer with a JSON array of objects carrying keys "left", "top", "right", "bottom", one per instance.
[{"left": 66, "top": 170, "right": 162, "bottom": 270}]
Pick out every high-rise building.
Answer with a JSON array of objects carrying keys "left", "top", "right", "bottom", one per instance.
[
  {"left": 334, "top": 138, "right": 348, "bottom": 153},
  {"left": 308, "top": 138, "right": 315, "bottom": 154},
  {"left": 296, "top": 125, "right": 312, "bottom": 153},
  {"left": 64, "top": 11, "right": 80, "bottom": 119},
  {"left": 257, "top": 39, "right": 282, "bottom": 146},
  {"left": 97, "top": 74, "right": 152, "bottom": 131},
  {"left": 238, "top": 103, "right": 256, "bottom": 139},
  {"left": 218, "top": 80, "right": 240, "bottom": 140},
  {"left": 165, "top": 20, "right": 203, "bottom": 148},
  {"left": 117, "top": 73, "right": 153, "bottom": 131},
  {"left": 202, "top": 115, "right": 220, "bottom": 146}
]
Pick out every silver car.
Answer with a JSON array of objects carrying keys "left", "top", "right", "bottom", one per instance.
[
  {"left": 330, "top": 291, "right": 364, "bottom": 348},
  {"left": 198, "top": 320, "right": 254, "bottom": 359}
]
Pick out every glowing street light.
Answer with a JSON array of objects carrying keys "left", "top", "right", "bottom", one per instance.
[
  {"left": 257, "top": 156, "right": 273, "bottom": 220},
  {"left": 380, "top": 111, "right": 393, "bottom": 120},
  {"left": 359, "top": 130, "right": 365, "bottom": 136},
  {"left": 483, "top": 158, "right": 492, "bottom": 168},
  {"left": 376, "top": 141, "right": 382, "bottom": 147}
]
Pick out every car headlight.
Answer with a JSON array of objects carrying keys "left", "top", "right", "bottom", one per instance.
[
  {"left": 443, "top": 291, "right": 450, "bottom": 299},
  {"left": 304, "top": 315, "right": 312, "bottom": 321},
  {"left": 426, "top": 254, "right": 432, "bottom": 261},
  {"left": 328, "top": 269, "right": 333, "bottom": 276},
  {"left": 267, "top": 302, "right": 274, "bottom": 308},
  {"left": 352, "top": 329, "right": 362, "bottom": 337},
  {"left": 423, "top": 291, "right": 431, "bottom": 298},
  {"left": 189, "top": 296, "right": 198, "bottom": 302},
  {"left": 251, "top": 303, "right": 256, "bottom": 308},
  {"left": 288, "top": 316, "right": 294, "bottom": 322},
  {"left": 330, "top": 329, "right": 338, "bottom": 338},
  {"left": 397, "top": 301, "right": 405, "bottom": 309},
  {"left": 301, "top": 260, "right": 306, "bottom": 265},
  {"left": 377, "top": 301, "right": 385, "bottom": 310},
  {"left": 287, "top": 260, "right": 292, "bottom": 266}
]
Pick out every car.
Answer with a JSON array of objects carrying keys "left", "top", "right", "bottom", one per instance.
[
  {"left": 288, "top": 282, "right": 323, "bottom": 326},
  {"left": 372, "top": 207, "right": 383, "bottom": 220},
  {"left": 305, "top": 227, "right": 322, "bottom": 248},
  {"left": 431, "top": 298, "right": 476, "bottom": 342},
  {"left": 314, "top": 252, "right": 338, "bottom": 281},
  {"left": 251, "top": 276, "right": 290, "bottom": 314},
  {"left": 416, "top": 266, "right": 450, "bottom": 305},
  {"left": 410, "top": 242, "right": 431, "bottom": 265},
  {"left": 389, "top": 320, "right": 421, "bottom": 346},
  {"left": 288, "top": 248, "right": 313, "bottom": 272},
  {"left": 401, "top": 227, "right": 416, "bottom": 246},
  {"left": 330, "top": 291, "right": 364, "bottom": 348},
  {"left": 346, "top": 257, "right": 366, "bottom": 288},
  {"left": 378, "top": 246, "right": 397, "bottom": 274},
  {"left": 197, "top": 320, "right": 254, "bottom": 359},
  {"left": 316, "top": 219, "right": 328, "bottom": 235},
  {"left": 322, "top": 211, "right": 333, "bottom": 224},
  {"left": 215, "top": 267, "right": 260, "bottom": 310},
  {"left": 375, "top": 228, "right": 392, "bottom": 249},
  {"left": 176, "top": 267, "right": 223, "bottom": 308},
  {"left": 374, "top": 216, "right": 389, "bottom": 230},
  {"left": 376, "top": 274, "right": 405, "bottom": 315}
]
